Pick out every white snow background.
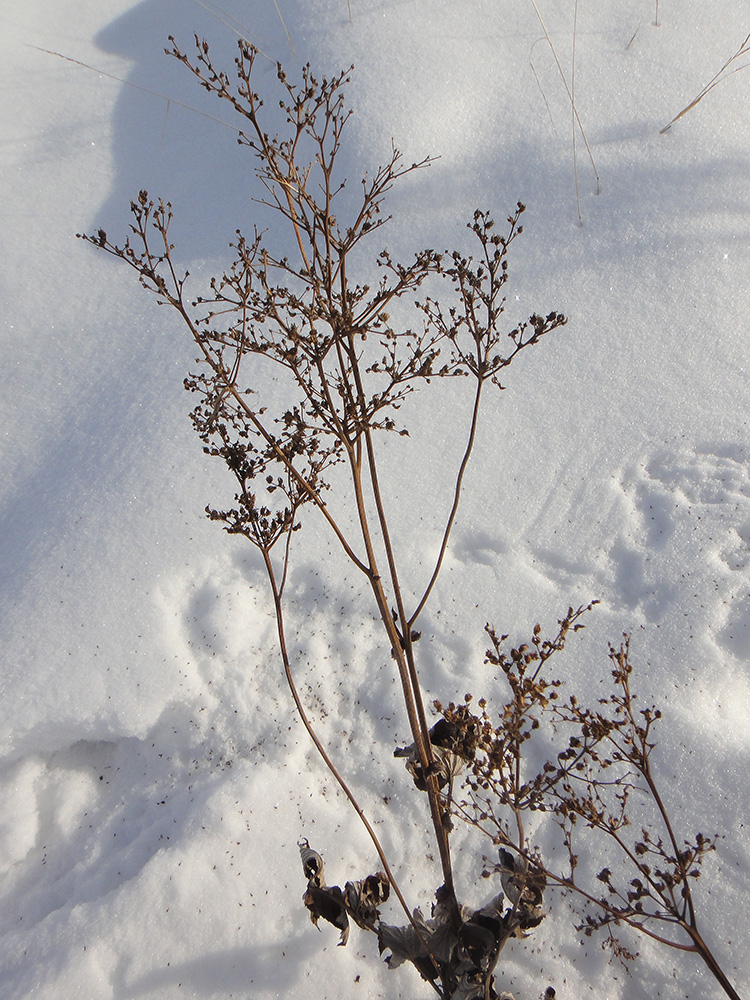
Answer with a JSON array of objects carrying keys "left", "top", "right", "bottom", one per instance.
[{"left": 2, "top": 1, "right": 750, "bottom": 998}]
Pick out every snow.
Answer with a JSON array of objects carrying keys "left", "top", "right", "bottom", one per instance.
[{"left": 2, "top": 1, "right": 749, "bottom": 997}]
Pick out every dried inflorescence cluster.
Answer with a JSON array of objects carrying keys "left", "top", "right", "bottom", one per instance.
[{"left": 435, "top": 608, "right": 734, "bottom": 997}]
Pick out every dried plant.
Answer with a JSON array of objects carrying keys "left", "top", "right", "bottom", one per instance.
[
  {"left": 79, "top": 32, "right": 743, "bottom": 1000},
  {"left": 80, "top": 34, "right": 566, "bottom": 998},
  {"left": 437, "top": 607, "right": 743, "bottom": 1000},
  {"left": 78, "top": 30, "right": 744, "bottom": 1000}
]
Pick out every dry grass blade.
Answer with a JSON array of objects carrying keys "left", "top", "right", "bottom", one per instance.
[
  {"left": 529, "top": 37, "right": 557, "bottom": 130},
  {"left": 660, "top": 30, "right": 750, "bottom": 133},
  {"left": 271, "top": 0, "right": 296, "bottom": 55},
  {"left": 29, "top": 45, "right": 243, "bottom": 130},
  {"left": 625, "top": 25, "right": 639, "bottom": 52},
  {"left": 191, "top": 0, "right": 266, "bottom": 52},
  {"left": 571, "top": 0, "right": 582, "bottom": 226},
  {"left": 527, "top": 0, "right": 600, "bottom": 222}
]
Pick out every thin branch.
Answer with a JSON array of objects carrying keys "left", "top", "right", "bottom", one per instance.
[{"left": 410, "top": 378, "right": 483, "bottom": 628}]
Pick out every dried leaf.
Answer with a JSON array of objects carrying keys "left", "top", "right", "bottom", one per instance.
[
  {"left": 298, "top": 838, "right": 325, "bottom": 886},
  {"left": 345, "top": 872, "right": 390, "bottom": 930},
  {"left": 394, "top": 719, "right": 475, "bottom": 790},
  {"left": 303, "top": 883, "right": 350, "bottom": 946}
]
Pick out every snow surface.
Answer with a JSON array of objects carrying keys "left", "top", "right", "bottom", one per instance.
[{"left": 2, "top": 1, "right": 750, "bottom": 997}]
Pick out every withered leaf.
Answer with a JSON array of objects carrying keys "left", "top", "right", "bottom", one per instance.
[
  {"left": 298, "top": 839, "right": 325, "bottom": 887},
  {"left": 345, "top": 872, "right": 390, "bottom": 930},
  {"left": 303, "top": 883, "right": 350, "bottom": 946}
]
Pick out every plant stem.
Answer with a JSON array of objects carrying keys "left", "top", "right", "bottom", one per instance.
[
  {"left": 260, "top": 546, "right": 412, "bottom": 923},
  {"left": 345, "top": 330, "right": 456, "bottom": 901},
  {"left": 683, "top": 923, "right": 744, "bottom": 1000}
]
